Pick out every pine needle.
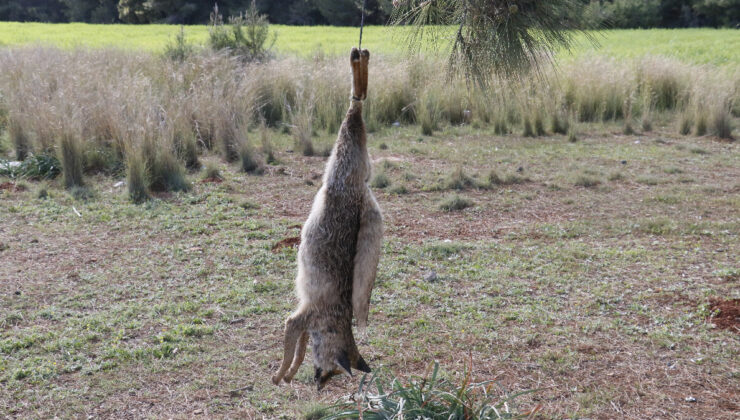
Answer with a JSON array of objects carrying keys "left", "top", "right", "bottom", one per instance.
[{"left": 391, "top": 0, "right": 596, "bottom": 86}]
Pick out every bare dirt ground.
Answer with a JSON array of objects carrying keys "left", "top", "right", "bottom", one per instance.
[{"left": 1, "top": 125, "right": 738, "bottom": 419}]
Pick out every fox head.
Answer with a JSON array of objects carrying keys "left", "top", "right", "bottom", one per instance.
[{"left": 310, "top": 327, "right": 371, "bottom": 390}]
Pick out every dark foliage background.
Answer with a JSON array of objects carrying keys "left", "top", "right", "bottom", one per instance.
[{"left": 0, "top": 0, "right": 737, "bottom": 27}]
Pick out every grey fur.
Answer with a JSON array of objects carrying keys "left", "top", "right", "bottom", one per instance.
[{"left": 272, "top": 48, "right": 383, "bottom": 390}]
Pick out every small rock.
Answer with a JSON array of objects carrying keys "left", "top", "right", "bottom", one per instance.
[
  {"left": 685, "top": 396, "right": 697, "bottom": 403},
  {"left": 113, "top": 181, "right": 125, "bottom": 188},
  {"left": 634, "top": 140, "right": 641, "bottom": 144},
  {"left": 424, "top": 270, "right": 438, "bottom": 282}
]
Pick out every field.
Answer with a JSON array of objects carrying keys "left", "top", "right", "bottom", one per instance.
[
  {"left": 0, "top": 23, "right": 739, "bottom": 65},
  {"left": 1, "top": 23, "right": 739, "bottom": 419}
]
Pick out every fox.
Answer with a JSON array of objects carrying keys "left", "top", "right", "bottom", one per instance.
[{"left": 271, "top": 48, "right": 383, "bottom": 390}]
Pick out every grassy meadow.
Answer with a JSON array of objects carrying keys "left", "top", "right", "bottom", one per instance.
[
  {"left": 0, "top": 23, "right": 739, "bottom": 65},
  {"left": 1, "top": 22, "right": 739, "bottom": 419}
]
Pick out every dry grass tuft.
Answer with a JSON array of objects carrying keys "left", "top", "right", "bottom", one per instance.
[
  {"left": 59, "top": 132, "right": 84, "bottom": 189},
  {"left": 126, "top": 149, "right": 149, "bottom": 204}
]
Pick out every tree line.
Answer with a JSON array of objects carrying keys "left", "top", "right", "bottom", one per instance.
[{"left": 0, "top": 1, "right": 737, "bottom": 28}]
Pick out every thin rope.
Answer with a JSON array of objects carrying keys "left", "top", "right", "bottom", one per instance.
[{"left": 359, "top": 0, "right": 367, "bottom": 50}]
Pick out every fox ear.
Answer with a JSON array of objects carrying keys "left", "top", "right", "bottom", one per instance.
[
  {"left": 335, "top": 352, "right": 352, "bottom": 377},
  {"left": 355, "top": 355, "right": 371, "bottom": 373}
]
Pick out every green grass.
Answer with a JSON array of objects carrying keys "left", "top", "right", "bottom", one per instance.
[
  {"left": 1, "top": 123, "right": 738, "bottom": 417},
  {"left": 0, "top": 23, "right": 739, "bottom": 65}
]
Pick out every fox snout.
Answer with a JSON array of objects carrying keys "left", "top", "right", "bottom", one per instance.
[{"left": 314, "top": 349, "right": 371, "bottom": 391}]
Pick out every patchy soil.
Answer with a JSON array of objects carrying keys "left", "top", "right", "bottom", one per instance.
[
  {"left": 271, "top": 236, "right": 301, "bottom": 253},
  {"left": 708, "top": 299, "right": 740, "bottom": 333},
  {"left": 200, "top": 176, "right": 223, "bottom": 184},
  {"left": 0, "top": 182, "right": 26, "bottom": 192}
]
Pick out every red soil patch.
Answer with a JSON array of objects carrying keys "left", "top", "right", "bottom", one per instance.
[
  {"left": 200, "top": 177, "right": 223, "bottom": 184},
  {"left": 271, "top": 236, "right": 300, "bottom": 253},
  {"left": 708, "top": 298, "right": 740, "bottom": 333},
  {"left": 0, "top": 182, "right": 27, "bottom": 192}
]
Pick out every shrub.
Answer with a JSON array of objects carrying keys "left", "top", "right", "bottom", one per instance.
[
  {"left": 208, "top": 1, "right": 276, "bottom": 62},
  {"left": 59, "top": 133, "right": 84, "bottom": 189},
  {"left": 440, "top": 194, "right": 473, "bottom": 212},
  {"left": 164, "top": 26, "right": 195, "bottom": 62}
]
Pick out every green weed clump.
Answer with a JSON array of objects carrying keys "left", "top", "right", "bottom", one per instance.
[
  {"left": 370, "top": 171, "right": 391, "bottom": 189},
  {"left": 573, "top": 173, "right": 602, "bottom": 188},
  {"left": 203, "top": 161, "right": 222, "bottom": 181},
  {"left": 444, "top": 166, "right": 478, "bottom": 190},
  {"left": 0, "top": 154, "right": 60, "bottom": 180},
  {"left": 320, "top": 362, "right": 529, "bottom": 419},
  {"left": 487, "top": 170, "right": 529, "bottom": 187},
  {"left": 440, "top": 194, "right": 473, "bottom": 211}
]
